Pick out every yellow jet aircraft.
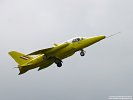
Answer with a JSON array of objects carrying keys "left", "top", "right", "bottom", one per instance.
[{"left": 9, "top": 35, "right": 106, "bottom": 75}]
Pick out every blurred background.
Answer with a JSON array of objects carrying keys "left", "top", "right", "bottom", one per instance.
[{"left": 0, "top": 0, "right": 133, "bottom": 100}]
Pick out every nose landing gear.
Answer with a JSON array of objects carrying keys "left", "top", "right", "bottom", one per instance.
[{"left": 80, "top": 50, "right": 86, "bottom": 56}]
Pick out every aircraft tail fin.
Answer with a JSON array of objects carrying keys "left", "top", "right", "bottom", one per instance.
[{"left": 9, "top": 51, "right": 32, "bottom": 65}]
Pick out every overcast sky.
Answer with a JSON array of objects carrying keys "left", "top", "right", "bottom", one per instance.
[{"left": 0, "top": 0, "right": 133, "bottom": 100}]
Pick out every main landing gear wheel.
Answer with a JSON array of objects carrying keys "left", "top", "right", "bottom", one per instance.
[
  {"left": 80, "top": 50, "right": 85, "bottom": 56},
  {"left": 54, "top": 57, "right": 63, "bottom": 67},
  {"left": 57, "top": 62, "right": 62, "bottom": 67}
]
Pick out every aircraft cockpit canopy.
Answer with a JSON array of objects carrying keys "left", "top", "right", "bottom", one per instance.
[
  {"left": 67, "top": 37, "right": 85, "bottom": 43},
  {"left": 72, "top": 37, "right": 85, "bottom": 42}
]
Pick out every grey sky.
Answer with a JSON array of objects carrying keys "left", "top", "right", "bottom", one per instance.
[{"left": 0, "top": 0, "right": 133, "bottom": 100}]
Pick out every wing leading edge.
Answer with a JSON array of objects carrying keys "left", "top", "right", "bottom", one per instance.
[{"left": 28, "top": 42, "right": 69, "bottom": 56}]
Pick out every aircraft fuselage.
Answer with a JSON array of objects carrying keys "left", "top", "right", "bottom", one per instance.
[{"left": 9, "top": 35, "right": 106, "bottom": 75}]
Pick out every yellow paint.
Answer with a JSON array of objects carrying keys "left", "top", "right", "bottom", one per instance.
[{"left": 9, "top": 35, "right": 106, "bottom": 75}]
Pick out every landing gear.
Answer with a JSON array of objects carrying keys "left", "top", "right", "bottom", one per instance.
[
  {"left": 54, "top": 57, "right": 63, "bottom": 67},
  {"left": 57, "top": 62, "right": 62, "bottom": 67},
  {"left": 80, "top": 50, "right": 85, "bottom": 56}
]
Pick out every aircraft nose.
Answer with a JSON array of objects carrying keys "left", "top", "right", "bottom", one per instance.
[
  {"left": 83, "top": 35, "right": 106, "bottom": 47},
  {"left": 74, "top": 35, "right": 106, "bottom": 50},
  {"left": 86, "top": 35, "right": 106, "bottom": 42},
  {"left": 95, "top": 35, "right": 106, "bottom": 40}
]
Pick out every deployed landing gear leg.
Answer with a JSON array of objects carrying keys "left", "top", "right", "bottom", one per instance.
[
  {"left": 54, "top": 57, "right": 63, "bottom": 67},
  {"left": 80, "top": 50, "right": 85, "bottom": 56}
]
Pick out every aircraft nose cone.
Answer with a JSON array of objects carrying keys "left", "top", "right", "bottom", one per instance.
[
  {"left": 84, "top": 35, "right": 106, "bottom": 47},
  {"left": 87, "top": 35, "right": 106, "bottom": 42},
  {"left": 97, "top": 35, "right": 106, "bottom": 40}
]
